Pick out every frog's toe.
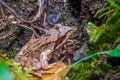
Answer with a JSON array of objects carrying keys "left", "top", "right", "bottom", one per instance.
[
  {"left": 43, "top": 62, "right": 56, "bottom": 70},
  {"left": 48, "top": 62, "right": 56, "bottom": 68},
  {"left": 30, "top": 70, "right": 54, "bottom": 77}
]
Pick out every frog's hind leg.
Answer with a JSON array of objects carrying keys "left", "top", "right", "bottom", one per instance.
[
  {"left": 40, "top": 49, "right": 56, "bottom": 70},
  {"left": 30, "top": 70, "right": 54, "bottom": 77},
  {"left": 42, "top": 62, "right": 56, "bottom": 70}
]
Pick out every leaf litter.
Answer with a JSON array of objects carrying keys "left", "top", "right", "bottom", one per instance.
[{"left": 0, "top": 0, "right": 91, "bottom": 79}]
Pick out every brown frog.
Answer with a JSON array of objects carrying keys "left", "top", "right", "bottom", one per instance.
[{"left": 15, "top": 24, "right": 72, "bottom": 72}]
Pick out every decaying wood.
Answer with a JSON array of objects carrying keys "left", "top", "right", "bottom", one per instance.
[{"left": 15, "top": 24, "right": 72, "bottom": 76}]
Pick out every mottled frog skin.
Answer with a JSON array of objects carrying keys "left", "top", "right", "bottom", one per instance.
[{"left": 15, "top": 24, "right": 72, "bottom": 71}]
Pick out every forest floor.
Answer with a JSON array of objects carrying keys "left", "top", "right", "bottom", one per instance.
[{"left": 0, "top": 0, "right": 120, "bottom": 80}]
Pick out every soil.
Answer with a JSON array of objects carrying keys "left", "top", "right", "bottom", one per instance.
[
  {"left": 0, "top": 0, "right": 106, "bottom": 57},
  {"left": 103, "top": 66, "right": 120, "bottom": 80},
  {"left": 0, "top": 0, "right": 119, "bottom": 80}
]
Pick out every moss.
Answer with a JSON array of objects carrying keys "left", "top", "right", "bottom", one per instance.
[
  {"left": 71, "top": 27, "right": 77, "bottom": 39},
  {"left": 0, "top": 54, "right": 38, "bottom": 80},
  {"left": 6, "top": 49, "right": 16, "bottom": 58},
  {"left": 3, "top": 34, "right": 16, "bottom": 48},
  {"left": 2, "top": 34, "right": 16, "bottom": 58},
  {"left": 66, "top": 62, "right": 92, "bottom": 80},
  {"left": 87, "top": 3, "right": 120, "bottom": 53}
]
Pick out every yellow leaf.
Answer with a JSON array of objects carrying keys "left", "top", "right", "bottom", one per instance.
[{"left": 41, "top": 61, "right": 69, "bottom": 80}]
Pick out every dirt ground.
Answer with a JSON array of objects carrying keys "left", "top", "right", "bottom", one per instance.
[{"left": 0, "top": 0, "right": 106, "bottom": 58}]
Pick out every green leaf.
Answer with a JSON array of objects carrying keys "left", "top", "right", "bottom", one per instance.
[
  {"left": 109, "top": 49, "right": 120, "bottom": 57},
  {"left": 108, "top": 44, "right": 120, "bottom": 57},
  {"left": 116, "top": 44, "right": 120, "bottom": 50},
  {"left": 107, "top": 0, "right": 120, "bottom": 10},
  {"left": 0, "top": 60, "right": 13, "bottom": 80}
]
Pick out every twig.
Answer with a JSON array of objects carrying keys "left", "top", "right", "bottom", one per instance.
[
  {"left": 0, "top": 0, "right": 44, "bottom": 23},
  {"left": 0, "top": 19, "right": 5, "bottom": 30},
  {"left": 37, "top": 0, "right": 44, "bottom": 18},
  {"left": 19, "top": 24, "right": 38, "bottom": 36},
  {"left": 0, "top": 30, "right": 13, "bottom": 40},
  {"left": 60, "top": 55, "right": 66, "bottom": 62},
  {"left": 0, "top": 3, "right": 5, "bottom": 18},
  {"left": 43, "top": 13, "right": 47, "bottom": 26},
  {"left": 32, "top": 24, "right": 47, "bottom": 32}
]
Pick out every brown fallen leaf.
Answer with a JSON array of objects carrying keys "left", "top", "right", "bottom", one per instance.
[{"left": 41, "top": 61, "right": 69, "bottom": 80}]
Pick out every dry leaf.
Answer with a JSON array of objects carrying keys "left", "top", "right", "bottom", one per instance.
[
  {"left": 41, "top": 61, "right": 69, "bottom": 80},
  {"left": 8, "top": 15, "right": 14, "bottom": 19}
]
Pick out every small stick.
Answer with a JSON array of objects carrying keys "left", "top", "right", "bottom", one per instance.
[
  {"left": 0, "top": 3, "right": 5, "bottom": 18},
  {"left": 68, "top": 58, "right": 71, "bottom": 65},
  {"left": 0, "top": 30, "right": 13, "bottom": 40},
  {"left": 0, "top": 0, "right": 44, "bottom": 23},
  {"left": 43, "top": 13, "right": 47, "bottom": 26},
  {"left": 19, "top": 24, "right": 38, "bottom": 36},
  {"left": 0, "top": 19, "right": 5, "bottom": 30},
  {"left": 60, "top": 55, "right": 66, "bottom": 62},
  {"left": 32, "top": 24, "right": 47, "bottom": 32}
]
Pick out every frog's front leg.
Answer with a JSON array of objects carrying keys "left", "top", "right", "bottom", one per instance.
[{"left": 40, "top": 49, "right": 56, "bottom": 70}]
